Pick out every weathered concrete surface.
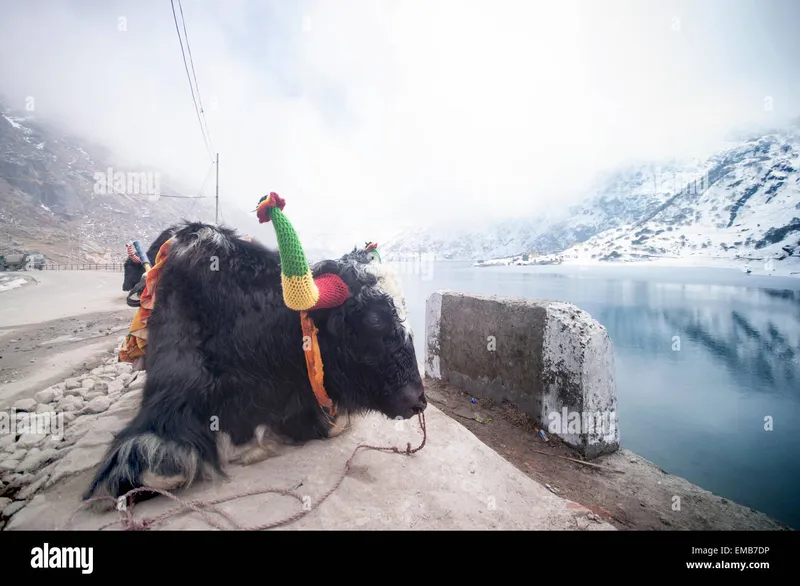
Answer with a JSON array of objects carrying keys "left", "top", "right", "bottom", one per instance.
[
  {"left": 426, "top": 291, "right": 618, "bottom": 459},
  {"left": 2, "top": 359, "right": 615, "bottom": 531}
]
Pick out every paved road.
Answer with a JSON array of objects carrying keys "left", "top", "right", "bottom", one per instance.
[
  {"left": 0, "top": 271, "right": 126, "bottom": 329},
  {"left": 0, "top": 271, "right": 134, "bottom": 407}
]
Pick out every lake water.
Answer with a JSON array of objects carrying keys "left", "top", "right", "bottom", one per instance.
[{"left": 391, "top": 260, "right": 800, "bottom": 529}]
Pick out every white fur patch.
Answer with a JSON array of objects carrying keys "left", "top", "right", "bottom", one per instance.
[{"left": 363, "top": 261, "right": 412, "bottom": 340}]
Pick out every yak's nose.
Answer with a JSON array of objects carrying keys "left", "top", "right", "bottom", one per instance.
[{"left": 401, "top": 383, "right": 427, "bottom": 414}]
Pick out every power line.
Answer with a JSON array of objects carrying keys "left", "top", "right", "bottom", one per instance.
[
  {"left": 185, "top": 159, "right": 215, "bottom": 217},
  {"left": 170, "top": 0, "right": 214, "bottom": 162},
  {"left": 177, "top": 0, "right": 214, "bottom": 154}
]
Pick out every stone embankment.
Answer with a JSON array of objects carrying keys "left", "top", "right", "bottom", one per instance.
[{"left": 0, "top": 339, "right": 143, "bottom": 527}]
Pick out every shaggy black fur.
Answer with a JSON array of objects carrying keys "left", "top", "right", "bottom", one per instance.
[
  {"left": 85, "top": 222, "right": 426, "bottom": 506},
  {"left": 122, "top": 226, "right": 179, "bottom": 291}
]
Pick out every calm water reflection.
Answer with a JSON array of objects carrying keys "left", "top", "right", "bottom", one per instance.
[{"left": 394, "top": 261, "right": 800, "bottom": 529}]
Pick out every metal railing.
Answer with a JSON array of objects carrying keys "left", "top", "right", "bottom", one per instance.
[{"left": 40, "top": 263, "right": 126, "bottom": 271}]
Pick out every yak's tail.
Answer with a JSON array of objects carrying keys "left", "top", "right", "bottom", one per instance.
[{"left": 82, "top": 431, "right": 221, "bottom": 511}]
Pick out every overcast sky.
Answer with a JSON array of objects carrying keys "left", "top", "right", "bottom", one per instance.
[{"left": 1, "top": 0, "right": 798, "bottom": 246}]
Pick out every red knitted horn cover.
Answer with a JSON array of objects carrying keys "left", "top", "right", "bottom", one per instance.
[{"left": 310, "top": 273, "right": 349, "bottom": 309}]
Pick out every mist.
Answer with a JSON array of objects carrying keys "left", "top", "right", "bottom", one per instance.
[{"left": 1, "top": 0, "right": 798, "bottom": 247}]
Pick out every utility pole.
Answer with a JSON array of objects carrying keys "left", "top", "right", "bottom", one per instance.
[{"left": 215, "top": 152, "right": 219, "bottom": 224}]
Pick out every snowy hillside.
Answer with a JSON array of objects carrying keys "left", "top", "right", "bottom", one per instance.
[
  {"left": 382, "top": 123, "right": 800, "bottom": 272},
  {"left": 0, "top": 100, "right": 263, "bottom": 264},
  {"left": 560, "top": 128, "right": 800, "bottom": 269},
  {"left": 382, "top": 155, "right": 719, "bottom": 261}
]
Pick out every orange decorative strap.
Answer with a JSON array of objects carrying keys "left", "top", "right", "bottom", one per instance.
[{"left": 299, "top": 310, "right": 336, "bottom": 418}]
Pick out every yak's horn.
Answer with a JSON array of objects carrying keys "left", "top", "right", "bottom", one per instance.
[{"left": 256, "top": 193, "right": 349, "bottom": 311}]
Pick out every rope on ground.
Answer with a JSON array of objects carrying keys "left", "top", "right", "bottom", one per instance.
[{"left": 61, "top": 412, "right": 427, "bottom": 531}]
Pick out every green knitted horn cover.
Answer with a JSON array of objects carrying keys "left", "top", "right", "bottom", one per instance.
[{"left": 256, "top": 193, "right": 320, "bottom": 310}]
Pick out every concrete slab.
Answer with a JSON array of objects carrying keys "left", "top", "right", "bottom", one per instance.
[
  {"left": 425, "top": 291, "right": 619, "bottom": 459},
  {"left": 5, "top": 403, "right": 615, "bottom": 531}
]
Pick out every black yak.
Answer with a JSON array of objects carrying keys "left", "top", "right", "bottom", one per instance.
[
  {"left": 84, "top": 194, "right": 426, "bottom": 508},
  {"left": 122, "top": 226, "right": 178, "bottom": 293}
]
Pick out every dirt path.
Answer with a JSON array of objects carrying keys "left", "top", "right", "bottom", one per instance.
[
  {"left": 0, "top": 271, "right": 134, "bottom": 408},
  {"left": 424, "top": 379, "right": 791, "bottom": 531}
]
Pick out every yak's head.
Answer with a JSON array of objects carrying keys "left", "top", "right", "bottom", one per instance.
[
  {"left": 257, "top": 192, "right": 426, "bottom": 420},
  {"left": 122, "top": 243, "right": 145, "bottom": 291},
  {"left": 306, "top": 249, "right": 427, "bottom": 420}
]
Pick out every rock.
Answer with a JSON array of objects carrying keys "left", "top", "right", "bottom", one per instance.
[
  {"left": 17, "top": 475, "right": 49, "bottom": 499},
  {"left": 12, "top": 398, "right": 37, "bottom": 412},
  {"left": 5, "top": 473, "right": 34, "bottom": 490},
  {"left": 83, "top": 356, "right": 105, "bottom": 370},
  {"left": 125, "top": 372, "right": 146, "bottom": 390},
  {"left": 0, "top": 459, "right": 19, "bottom": 472},
  {"left": 48, "top": 443, "right": 110, "bottom": 486},
  {"left": 17, "top": 447, "right": 57, "bottom": 474},
  {"left": 65, "top": 414, "right": 100, "bottom": 442},
  {"left": 57, "top": 395, "right": 83, "bottom": 412},
  {"left": 16, "top": 433, "right": 46, "bottom": 448},
  {"left": 106, "top": 389, "right": 142, "bottom": 415},
  {"left": 91, "top": 366, "right": 105, "bottom": 377},
  {"left": 81, "top": 379, "right": 96, "bottom": 391},
  {"left": 106, "top": 380, "right": 124, "bottom": 395},
  {"left": 83, "top": 396, "right": 111, "bottom": 415},
  {"left": 93, "top": 381, "right": 109, "bottom": 393},
  {"left": 83, "top": 392, "right": 102, "bottom": 401},
  {"left": 0, "top": 435, "right": 14, "bottom": 450},
  {"left": 75, "top": 430, "right": 115, "bottom": 448},
  {"left": 62, "top": 387, "right": 83, "bottom": 397},
  {"left": 35, "top": 403, "right": 54, "bottom": 414},
  {"left": 116, "top": 362, "right": 132, "bottom": 375},
  {"left": 68, "top": 411, "right": 127, "bottom": 444},
  {"left": 103, "top": 365, "right": 118, "bottom": 374},
  {"left": 34, "top": 461, "right": 58, "bottom": 483},
  {"left": 34, "top": 388, "right": 56, "bottom": 404},
  {"left": 0, "top": 497, "right": 11, "bottom": 515},
  {"left": 2, "top": 500, "right": 26, "bottom": 518},
  {"left": 62, "top": 412, "right": 77, "bottom": 424},
  {"left": 54, "top": 437, "right": 75, "bottom": 450},
  {"left": 65, "top": 377, "right": 82, "bottom": 390}
]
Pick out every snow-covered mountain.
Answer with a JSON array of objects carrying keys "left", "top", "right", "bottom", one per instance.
[
  {"left": 381, "top": 123, "right": 800, "bottom": 269},
  {"left": 561, "top": 127, "right": 800, "bottom": 266}
]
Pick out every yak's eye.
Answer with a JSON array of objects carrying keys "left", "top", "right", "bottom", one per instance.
[{"left": 365, "top": 312, "right": 382, "bottom": 327}]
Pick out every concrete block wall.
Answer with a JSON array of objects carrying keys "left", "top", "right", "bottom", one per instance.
[{"left": 425, "top": 291, "right": 619, "bottom": 459}]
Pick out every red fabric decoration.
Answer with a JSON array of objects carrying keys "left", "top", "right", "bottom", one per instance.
[
  {"left": 256, "top": 192, "right": 286, "bottom": 223},
  {"left": 311, "top": 273, "right": 350, "bottom": 309}
]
